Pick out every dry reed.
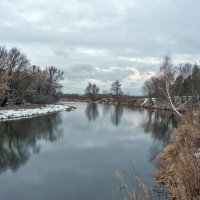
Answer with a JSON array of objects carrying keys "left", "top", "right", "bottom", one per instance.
[{"left": 154, "top": 111, "right": 200, "bottom": 199}]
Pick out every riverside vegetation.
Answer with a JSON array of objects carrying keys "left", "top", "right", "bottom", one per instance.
[
  {"left": 61, "top": 56, "right": 200, "bottom": 199},
  {"left": 60, "top": 56, "right": 200, "bottom": 199},
  {"left": 154, "top": 111, "right": 200, "bottom": 199},
  {"left": 63, "top": 56, "right": 200, "bottom": 112},
  {"left": 0, "top": 46, "right": 64, "bottom": 107},
  {"left": 114, "top": 57, "right": 200, "bottom": 200},
  {"left": 145, "top": 56, "right": 200, "bottom": 199},
  {"left": 117, "top": 111, "right": 200, "bottom": 200}
]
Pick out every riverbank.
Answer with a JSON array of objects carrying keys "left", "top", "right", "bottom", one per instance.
[
  {"left": 154, "top": 111, "right": 200, "bottom": 199},
  {"left": 61, "top": 96, "right": 195, "bottom": 113},
  {"left": 0, "top": 104, "right": 76, "bottom": 121}
]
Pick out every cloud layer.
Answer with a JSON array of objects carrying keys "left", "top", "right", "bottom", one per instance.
[{"left": 0, "top": 0, "right": 200, "bottom": 94}]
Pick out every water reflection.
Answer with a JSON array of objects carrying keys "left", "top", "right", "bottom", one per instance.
[
  {"left": 0, "top": 113, "right": 62, "bottom": 173},
  {"left": 86, "top": 103, "right": 123, "bottom": 126},
  {"left": 85, "top": 103, "right": 99, "bottom": 121},
  {"left": 141, "top": 110, "right": 179, "bottom": 164},
  {"left": 0, "top": 103, "right": 179, "bottom": 200},
  {"left": 102, "top": 103, "right": 110, "bottom": 115},
  {"left": 111, "top": 104, "right": 123, "bottom": 126},
  {"left": 143, "top": 110, "right": 178, "bottom": 144}
]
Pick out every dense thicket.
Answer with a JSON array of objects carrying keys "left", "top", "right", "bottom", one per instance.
[
  {"left": 143, "top": 56, "right": 200, "bottom": 103},
  {"left": 0, "top": 46, "right": 64, "bottom": 106}
]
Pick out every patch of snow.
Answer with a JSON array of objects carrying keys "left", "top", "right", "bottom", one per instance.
[
  {"left": 141, "top": 98, "right": 149, "bottom": 106},
  {"left": 151, "top": 98, "right": 156, "bottom": 103},
  {"left": 141, "top": 98, "right": 156, "bottom": 106},
  {"left": 195, "top": 148, "right": 200, "bottom": 158},
  {"left": 0, "top": 104, "right": 69, "bottom": 121}
]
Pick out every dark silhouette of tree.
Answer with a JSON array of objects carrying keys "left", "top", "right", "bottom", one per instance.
[
  {"left": 0, "top": 46, "right": 64, "bottom": 106},
  {"left": 85, "top": 83, "right": 100, "bottom": 101},
  {"left": 143, "top": 55, "right": 200, "bottom": 107},
  {"left": 143, "top": 79, "right": 154, "bottom": 104},
  {"left": 110, "top": 80, "right": 123, "bottom": 103}
]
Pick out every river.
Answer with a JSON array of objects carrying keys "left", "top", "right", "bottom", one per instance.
[{"left": 0, "top": 102, "right": 178, "bottom": 200}]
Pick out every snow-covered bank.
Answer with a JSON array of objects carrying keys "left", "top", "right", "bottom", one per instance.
[
  {"left": 140, "top": 96, "right": 199, "bottom": 111},
  {"left": 0, "top": 104, "right": 74, "bottom": 121}
]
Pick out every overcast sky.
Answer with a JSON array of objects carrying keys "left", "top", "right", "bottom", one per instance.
[{"left": 0, "top": 0, "right": 199, "bottom": 95}]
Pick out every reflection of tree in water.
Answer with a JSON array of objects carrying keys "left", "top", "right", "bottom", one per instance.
[
  {"left": 102, "top": 103, "right": 110, "bottom": 116},
  {"left": 142, "top": 110, "right": 179, "bottom": 163},
  {"left": 0, "top": 113, "right": 62, "bottom": 173},
  {"left": 111, "top": 104, "right": 123, "bottom": 126},
  {"left": 85, "top": 103, "right": 99, "bottom": 121},
  {"left": 86, "top": 103, "right": 123, "bottom": 126},
  {"left": 141, "top": 110, "right": 179, "bottom": 197},
  {"left": 143, "top": 110, "right": 178, "bottom": 144}
]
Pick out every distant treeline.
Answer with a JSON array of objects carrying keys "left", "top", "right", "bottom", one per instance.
[
  {"left": 0, "top": 46, "right": 64, "bottom": 106},
  {"left": 143, "top": 56, "right": 200, "bottom": 103}
]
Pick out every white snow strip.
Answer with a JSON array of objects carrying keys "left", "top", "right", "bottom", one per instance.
[{"left": 0, "top": 104, "right": 69, "bottom": 121}]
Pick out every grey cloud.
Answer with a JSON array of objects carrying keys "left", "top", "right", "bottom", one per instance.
[{"left": 0, "top": 0, "right": 200, "bottom": 94}]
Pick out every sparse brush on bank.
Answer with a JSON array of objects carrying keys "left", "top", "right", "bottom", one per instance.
[
  {"left": 115, "top": 110, "right": 200, "bottom": 200},
  {"left": 154, "top": 111, "right": 200, "bottom": 199}
]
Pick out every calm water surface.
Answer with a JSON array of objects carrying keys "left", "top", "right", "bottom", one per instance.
[{"left": 0, "top": 103, "right": 178, "bottom": 200}]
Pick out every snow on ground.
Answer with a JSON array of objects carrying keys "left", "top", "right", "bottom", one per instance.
[
  {"left": 195, "top": 148, "right": 200, "bottom": 158},
  {"left": 0, "top": 104, "right": 69, "bottom": 121},
  {"left": 141, "top": 98, "right": 156, "bottom": 106},
  {"left": 141, "top": 98, "right": 149, "bottom": 106}
]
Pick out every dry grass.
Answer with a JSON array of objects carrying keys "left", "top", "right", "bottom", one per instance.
[
  {"left": 115, "top": 110, "right": 200, "bottom": 199},
  {"left": 0, "top": 83, "right": 8, "bottom": 92},
  {"left": 115, "top": 162, "right": 152, "bottom": 200},
  {"left": 154, "top": 111, "right": 200, "bottom": 199}
]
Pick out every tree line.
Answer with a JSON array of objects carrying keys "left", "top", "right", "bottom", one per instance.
[
  {"left": 0, "top": 46, "right": 64, "bottom": 106},
  {"left": 143, "top": 55, "right": 200, "bottom": 104},
  {"left": 84, "top": 80, "right": 123, "bottom": 102}
]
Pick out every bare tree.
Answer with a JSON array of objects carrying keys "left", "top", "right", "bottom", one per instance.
[
  {"left": 44, "top": 66, "right": 64, "bottom": 96},
  {"left": 0, "top": 47, "right": 30, "bottom": 106},
  {"left": 0, "top": 46, "right": 65, "bottom": 106},
  {"left": 156, "top": 56, "right": 183, "bottom": 117},
  {"left": 0, "top": 46, "right": 8, "bottom": 71},
  {"left": 85, "top": 83, "right": 100, "bottom": 101},
  {"left": 110, "top": 80, "right": 123, "bottom": 103},
  {"left": 143, "top": 79, "right": 154, "bottom": 104},
  {"left": 143, "top": 55, "right": 183, "bottom": 117}
]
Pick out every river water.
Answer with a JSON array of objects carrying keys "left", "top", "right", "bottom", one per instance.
[{"left": 0, "top": 102, "right": 178, "bottom": 200}]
